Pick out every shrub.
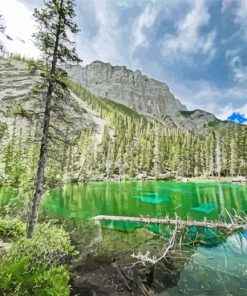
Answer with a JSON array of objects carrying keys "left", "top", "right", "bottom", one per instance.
[
  {"left": 0, "top": 218, "right": 25, "bottom": 239},
  {"left": 0, "top": 222, "right": 76, "bottom": 295},
  {"left": 0, "top": 258, "right": 70, "bottom": 296}
]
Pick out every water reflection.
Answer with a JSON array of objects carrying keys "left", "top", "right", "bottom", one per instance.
[{"left": 42, "top": 181, "right": 247, "bottom": 225}]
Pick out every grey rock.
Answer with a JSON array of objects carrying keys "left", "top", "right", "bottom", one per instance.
[
  {"left": 0, "top": 58, "right": 102, "bottom": 143},
  {"left": 65, "top": 61, "right": 226, "bottom": 134},
  {"left": 65, "top": 61, "right": 187, "bottom": 120}
]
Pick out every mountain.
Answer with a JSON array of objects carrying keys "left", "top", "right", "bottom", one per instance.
[
  {"left": 65, "top": 61, "right": 224, "bottom": 134},
  {"left": 65, "top": 61, "right": 186, "bottom": 119},
  {"left": 228, "top": 112, "right": 247, "bottom": 125},
  {"left": 1, "top": 56, "right": 247, "bottom": 185}
]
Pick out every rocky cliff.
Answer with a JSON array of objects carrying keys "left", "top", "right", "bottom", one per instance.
[
  {"left": 65, "top": 61, "right": 187, "bottom": 119},
  {"left": 65, "top": 61, "right": 224, "bottom": 133}
]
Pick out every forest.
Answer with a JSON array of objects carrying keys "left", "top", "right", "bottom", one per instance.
[{"left": 1, "top": 78, "right": 247, "bottom": 191}]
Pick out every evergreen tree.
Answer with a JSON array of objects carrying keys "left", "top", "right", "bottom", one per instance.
[
  {"left": 230, "top": 133, "right": 238, "bottom": 176},
  {"left": 215, "top": 131, "right": 221, "bottom": 177},
  {"left": 153, "top": 124, "right": 161, "bottom": 177},
  {"left": 26, "top": 0, "right": 81, "bottom": 238}
]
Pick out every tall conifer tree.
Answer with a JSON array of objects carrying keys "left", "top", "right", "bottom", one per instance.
[{"left": 26, "top": 0, "right": 81, "bottom": 238}]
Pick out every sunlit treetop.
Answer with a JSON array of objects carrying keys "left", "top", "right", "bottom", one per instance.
[{"left": 33, "top": 0, "right": 82, "bottom": 65}]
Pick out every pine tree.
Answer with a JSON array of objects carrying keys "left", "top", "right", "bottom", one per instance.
[
  {"left": 215, "top": 131, "right": 221, "bottom": 177},
  {"left": 26, "top": 0, "right": 81, "bottom": 238},
  {"left": 153, "top": 124, "right": 162, "bottom": 178},
  {"left": 221, "top": 128, "right": 231, "bottom": 176},
  {"left": 238, "top": 125, "right": 247, "bottom": 176},
  {"left": 230, "top": 134, "right": 238, "bottom": 176}
]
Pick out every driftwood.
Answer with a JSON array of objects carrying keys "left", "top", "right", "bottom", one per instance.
[
  {"left": 131, "top": 221, "right": 179, "bottom": 265},
  {"left": 92, "top": 213, "right": 247, "bottom": 266},
  {"left": 92, "top": 215, "right": 247, "bottom": 231}
]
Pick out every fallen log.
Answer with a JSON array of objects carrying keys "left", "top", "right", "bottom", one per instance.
[{"left": 91, "top": 215, "right": 247, "bottom": 231}]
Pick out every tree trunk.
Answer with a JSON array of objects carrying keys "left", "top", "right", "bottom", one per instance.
[
  {"left": 26, "top": 0, "right": 64, "bottom": 238},
  {"left": 26, "top": 91, "right": 52, "bottom": 238}
]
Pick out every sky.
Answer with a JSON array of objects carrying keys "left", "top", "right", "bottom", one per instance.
[{"left": 0, "top": 0, "right": 247, "bottom": 121}]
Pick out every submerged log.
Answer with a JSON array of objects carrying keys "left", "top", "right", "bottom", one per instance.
[{"left": 91, "top": 215, "right": 247, "bottom": 231}]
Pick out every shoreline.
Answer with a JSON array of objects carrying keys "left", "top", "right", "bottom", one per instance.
[{"left": 73, "top": 175, "right": 247, "bottom": 185}]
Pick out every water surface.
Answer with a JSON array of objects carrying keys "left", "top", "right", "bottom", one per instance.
[
  {"left": 42, "top": 181, "right": 247, "bottom": 223},
  {"left": 2, "top": 181, "right": 247, "bottom": 295}
]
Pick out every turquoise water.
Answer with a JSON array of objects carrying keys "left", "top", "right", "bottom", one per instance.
[
  {"left": 2, "top": 181, "right": 247, "bottom": 294},
  {"left": 41, "top": 181, "right": 247, "bottom": 295},
  {"left": 42, "top": 181, "right": 247, "bottom": 224}
]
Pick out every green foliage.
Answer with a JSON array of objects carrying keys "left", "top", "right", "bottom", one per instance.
[
  {"left": 0, "top": 125, "right": 39, "bottom": 188},
  {"left": 0, "top": 121, "right": 7, "bottom": 139},
  {"left": 1, "top": 80, "right": 247, "bottom": 186},
  {"left": 33, "top": 0, "right": 81, "bottom": 73},
  {"left": 0, "top": 58, "right": 247, "bottom": 190},
  {"left": 0, "top": 218, "right": 25, "bottom": 239},
  {"left": 6, "top": 104, "right": 32, "bottom": 119},
  {"left": 0, "top": 259, "right": 70, "bottom": 296},
  {"left": 0, "top": 222, "right": 76, "bottom": 295},
  {"left": 11, "top": 223, "right": 77, "bottom": 265}
]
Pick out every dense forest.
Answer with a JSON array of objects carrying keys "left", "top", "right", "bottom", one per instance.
[
  {"left": 69, "top": 82, "right": 247, "bottom": 179},
  {"left": 1, "top": 72, "right": 247, "bottom": 192}
]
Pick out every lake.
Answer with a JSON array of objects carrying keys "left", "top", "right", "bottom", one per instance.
[
  {"left": 2, "top": 181, "right": 247, "bottom": 294},
  {"left": 41, "top": 181, "right": 247, "bottom": 295},
  {"left": 42, "top": 180, "right": 247, "bottom": 223}
]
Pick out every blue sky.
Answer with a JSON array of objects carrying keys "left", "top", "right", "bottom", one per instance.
[{"left": 1, "top": 0, "right": 247, "bottom": 120}]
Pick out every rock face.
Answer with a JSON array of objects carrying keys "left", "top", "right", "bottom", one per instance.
[
  {"left": 178, "top": 110, "right": 220, "bottom": 135},
  {"left": 65, "top": 61, "right": 187, "bottom": 120},
  {"left": 0, "top": 59, "right": 95, "bottom": 142},
  {"left": 65, "top": 61, "right": 226, "bottom": 133}
]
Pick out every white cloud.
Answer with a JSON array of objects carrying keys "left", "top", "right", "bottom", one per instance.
[
  {"left": 226, "top": 50, "right": 247, "bottom": 82},
  {"left": 132, "top": 2, "right": 158, "bottom": 50},
  {"left": 216, "top": 103, "right": 247, "bottom": 121},
  {"left": 77, "top": 0, "right": 128, "bottom": 67},
  {"left": 90, "top": 0, "right": 118, "bottom": 62},
  {"left": 234, "top": 1, "right": 247, "bottom": 40},
  {"left": 0, "top": 0, "right": 40, "bottom": 58},
  {"left": 221, "top": 0, "right": 233, "bottom": 13},
  {"left": 222, "top": 0, "right": 247, "bottom": 40},
  {"left": 163, "top": 74, "right": 247, "bottom": 121},
  {"left": 162, "top": 0, "right": 216, "bottom": 62}
]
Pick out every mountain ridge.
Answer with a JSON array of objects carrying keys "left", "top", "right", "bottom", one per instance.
[
  {"left": 0, "top": 56, "right": 247, "bottom": 184},
  {"left": 65, "top": 60, "right": 226, "bottom": 134},
  {"left": 65, "top": 60, "right": 186, "bottom": 115}
]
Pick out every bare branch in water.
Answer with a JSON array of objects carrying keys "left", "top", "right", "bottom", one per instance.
[{"left": 93, "top": 211, "right": 247, "bottom": 265}]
